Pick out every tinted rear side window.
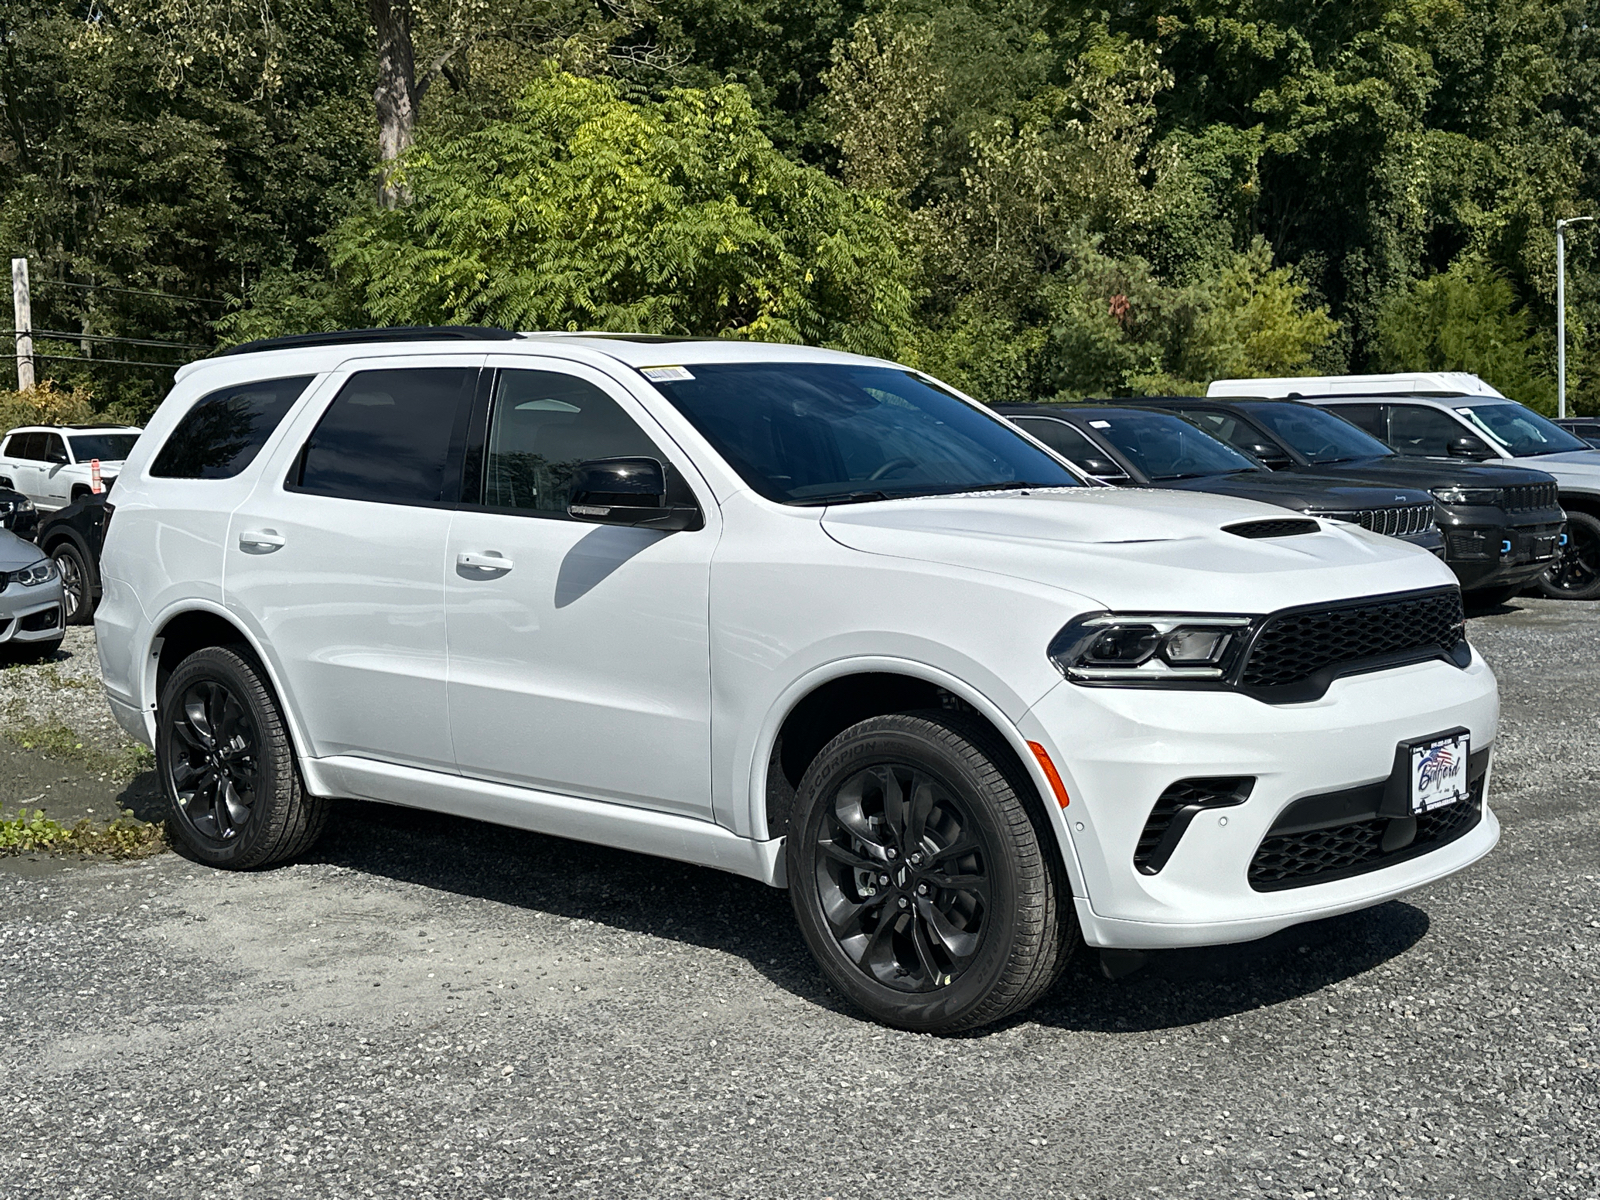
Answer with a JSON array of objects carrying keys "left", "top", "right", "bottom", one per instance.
[
  {"left": 292, "top": 368, "right": 476, "bottom": 505},
  {"left": 151, "top": 376, "right": 314, "bottom": 479}
]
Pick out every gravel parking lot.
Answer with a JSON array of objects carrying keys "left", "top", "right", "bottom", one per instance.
[{"left": 1, "top": 602, "right": 1597, "bottom": 1200}]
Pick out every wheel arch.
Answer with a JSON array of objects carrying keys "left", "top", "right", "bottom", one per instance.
[
  {"left": 146, "top": 603, "right": 312, "bottom": 766},
  {"left": 1557, "top": 491, "right": 1600, "bottom": 520},
  {"left": 751, "top": 658, "right": 1084, "bottom": 898}
]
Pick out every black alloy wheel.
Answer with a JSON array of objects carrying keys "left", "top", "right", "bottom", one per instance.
[
  {"left": 787, "top": 711, "right": 1073, "bottom": 1033},
  {"left": 167, "top": 678, "right": 261, "bottom": 845},
  {"left": 50, "top": 542, "right": 93, "bottom": 625},
  {"left": 157, "top": 646, "right": 328, "bottom": 868},
  {"left": 814, "top": 762, "right": 993, "bottom": 992},
  {"left": 1538, "top": 511, "right": 1600, "bottom": 601}
]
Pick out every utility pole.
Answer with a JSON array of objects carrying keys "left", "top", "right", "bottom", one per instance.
[
  {"left": 11, "top": 257, "right": 33, "bottom": 391},
  {"left": 1557, "top": 217, "right": 1595, "bottom": 419}
]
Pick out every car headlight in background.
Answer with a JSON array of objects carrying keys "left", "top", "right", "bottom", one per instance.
[
  {"left": 3, "top": 559, "right": 59, "bottom": 587},
  {"left": 1430, "top": 486, "right": 1502, "bottom": 506},
  {"left": 0, "top": 495, "right": 32, "bottom": 513},
  {"left": 1049, "top": 613, "right": 1255, "bottom": 682}
]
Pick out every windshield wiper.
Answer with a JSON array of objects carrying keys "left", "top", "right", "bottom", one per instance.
[{"left": 794, "top": 490, "right": 891, "bottom": 506}]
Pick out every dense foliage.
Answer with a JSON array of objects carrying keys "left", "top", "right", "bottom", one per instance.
[{"left": 0, "top": 0, "right": 1594, "bottom": 416}]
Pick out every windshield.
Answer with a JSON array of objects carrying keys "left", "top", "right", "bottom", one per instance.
[
  {"left": 1082, "top": 410, "right": 1259, "bottom": 480},
  {"left": 1243, "top": 404, "right": 1394, "bottom": 464},
  {"left": 1456, "top": 403, "right": 1587, "bottom": 457},
  {"left": 648, "top": 363, "right": 1082, "bottom": 503},
  {"left": 68, "top": 433, "right": 139, "bottom": 462}
]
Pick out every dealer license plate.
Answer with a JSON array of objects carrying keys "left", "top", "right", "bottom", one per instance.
[{"left": 1409, "top": 732, "right": 1470, "bottom": 813}]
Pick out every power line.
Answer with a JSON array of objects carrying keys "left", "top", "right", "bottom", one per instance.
[
  {"left": 30, "top": 352, "right": 181, "bottom": 370},
  {"left": 34, "top": 279, "right": 229, "bottom": 308},
  {"left": 2, "top": 329, "right": 208, "bottom": 351}
]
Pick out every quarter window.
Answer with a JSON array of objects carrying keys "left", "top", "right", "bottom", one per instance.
[
  {"left": 151, "top": 376, "right": 314, "bottom": 479},
  {"left": 5, "top": 433, "right": 42, "bottom": 460},
  {"left": 293, "top": 368, "right": 476, "bottom": 505},
  {"left": 478, "top": 370, "right": 670, "bottom": 516}
]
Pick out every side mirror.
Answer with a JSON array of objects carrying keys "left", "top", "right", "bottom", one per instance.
[
  {"left": 567, "top": 457, "right": 703, "bottom": 532},
  {"left": 1076, "top": 457, "right": 1131, "bottom": 482},
  {"left": 47, "top": 450, "right": 68, "bottom": 465},
  {"left": 1447, "top": 434, "right": 1493, "bottom": 460},
  {"left": 1243, "top": 443, "right": 1292, "bottom": 469}
]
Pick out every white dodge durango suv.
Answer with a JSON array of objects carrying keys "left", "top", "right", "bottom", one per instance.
[{"left": 96, "top": 329, "right": 1500, "bottom": 1031}]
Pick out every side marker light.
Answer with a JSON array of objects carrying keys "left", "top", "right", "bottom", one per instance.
[{"left": 1027, "top": 741, "right": 1070, "bottom": 807}]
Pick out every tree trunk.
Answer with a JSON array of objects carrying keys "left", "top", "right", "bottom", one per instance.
[{"left": 371, "top": 0, "right": 417, "bottom": 208}]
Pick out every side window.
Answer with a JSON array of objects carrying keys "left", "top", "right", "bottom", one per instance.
[
  {"left": 1012, "top": 417, "right": 1102, "bottom": 469},
  {"left": 3, "top": 433, "right": 32, "bottom": 460},
  {"left": 39, "top": 433, "right": 67, "bottom": 463},
  {"left": 1386, "top": 405, "right": 1463, "bottom": 457},
  {"left": 151, "top": 375, "right": 315, "bottom": 479},
  {"left": 1334, "top": 404, "right": 1385, "bottom": 439},
  {"left": 1177, "top": 409, "right": 1248, "bottom": 448},
  {"left": 479, "top": 369, "right": 670, "bottom": 517},
  {"left": 16, "top": 433, "right": 45, "bottom": 460},
  {"left": 292, "top": 367, "right": 476, "bottom": 505}
]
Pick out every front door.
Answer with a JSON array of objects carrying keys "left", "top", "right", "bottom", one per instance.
[
  {"left": 37, "top": 432, "right": 72, "bottom": 509},
  {"left": 445, "top": 360, "right": 717, "bottom": 818},
  {"left": 225, "top": 358, "right": 479, "bottom": 772}
]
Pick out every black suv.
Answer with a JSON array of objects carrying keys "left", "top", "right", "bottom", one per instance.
[
  {"left": 33, "top": 490, "right": 111, "bottom": 625},
  {"left": 1096, "top": 397, "right": 1565, "bottom": 605},
  {"left": 996, "top": 404, "right": 1443, "bottom": 555}
]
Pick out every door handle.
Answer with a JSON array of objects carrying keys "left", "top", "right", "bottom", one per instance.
[
  {"left": 238, "top": 530, "right": 286, "bottom": 553},
  {"left": 457, "top": 551, "right": 514, "bottom": 573}
]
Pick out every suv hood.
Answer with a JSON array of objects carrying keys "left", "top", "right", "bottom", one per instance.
[
  {"left": 820, "top": 488, "right": 1456, "bottom": 612},
  {"left": 1503, "top": 450, "right": 1600, "bottom": 485},
  {"left": 1164, "top": 471, "right": 1432, "bottom": 513},
  {"left": 1284, "top": 456, "right": 1557, "bottom": 490}
]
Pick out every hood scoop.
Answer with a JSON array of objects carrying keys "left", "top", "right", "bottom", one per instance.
[{"left": 1224, "top": 518, "right": 1322, "bottom": 539}]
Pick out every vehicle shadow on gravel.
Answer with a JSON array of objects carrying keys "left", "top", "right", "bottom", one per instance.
[{"left": 302, "top": 799, "right": 1430, "bottom": 1034}]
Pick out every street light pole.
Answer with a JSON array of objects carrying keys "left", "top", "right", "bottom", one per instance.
[{"left": 1558, "top": 216, "right": 1596, "bottom": 419}]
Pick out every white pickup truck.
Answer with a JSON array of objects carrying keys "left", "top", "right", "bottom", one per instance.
[{"left": 0, "top": 424, "right": 142, "bottom": 511}]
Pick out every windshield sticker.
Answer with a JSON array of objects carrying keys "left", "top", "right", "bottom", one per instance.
[
  {"left": 1088, "top": 420, "right": 1111, "bottom": 428},
  {"left": 641, "top": 366, "right": 695, "bottom": 382}
]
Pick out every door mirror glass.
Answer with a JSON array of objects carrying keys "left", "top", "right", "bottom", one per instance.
[
  {"left": 1077, "top": 457, "right": 1131, "bottom": 482},
  {"left": 568, "top": 457, "right": 703, "bottom": 531},
  {"left": 1447, "top": 434, "right": 1493, "bottom": 459}
]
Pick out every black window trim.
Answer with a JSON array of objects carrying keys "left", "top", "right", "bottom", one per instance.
[
  {"left": 283, "top": 364, "right": 478, "bottom": 510},
  {"left": 453, "top": 364, "right": 706, "bottom": 523},
  {"left": 1188, "top": 405, "right": 1312, "bottom": 467},
  {"left": 1011, "top": 414, "right": 1144, "bottom": 482}
]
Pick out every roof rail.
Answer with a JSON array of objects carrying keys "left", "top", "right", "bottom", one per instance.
[{"left": 218, "top": 326, "right": 522, "bottom": 357}]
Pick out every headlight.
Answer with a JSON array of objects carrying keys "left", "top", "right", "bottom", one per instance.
[
  {"left": 1048, "top": 613, "right": 1255, "bottom": 683},
  {"left": 1431, "top": 486, "right": 1502, "bottom": 506},
  {"left": 6, "top": 559, "right": 59, "bottom": 587},
  {"left": 0, "top": 496, "right": 32, "bottom": 513}
]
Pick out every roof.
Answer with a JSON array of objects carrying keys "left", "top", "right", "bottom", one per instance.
[
  {"left": 1207, "top": 372, "right": 1506, "bottom": 400},
  {"left": 181, "top": 328, "right": 883, "bottom": 383},
  {"left": 4, "top": 424, "right": 143, "bottom": 435}
]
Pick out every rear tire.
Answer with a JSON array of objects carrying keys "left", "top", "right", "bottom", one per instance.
[
  {"left": 157, "top": 646, "right": 327, "bottom": 869},
  {"left": 786, "top": 710, "right": 1074, "bottom": 1033},
  {"left": 1538, "top": 511, "right": 1600, "bottom": 601},
  {"left": 50, "top": 541, "right": 95, "bottom": 625}
]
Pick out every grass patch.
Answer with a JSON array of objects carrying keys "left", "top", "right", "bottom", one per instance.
[
  {"left": 4, "top": 716, "right": 155, "bottom": 780},
  {"left": 0, "top": 808, "right": 165, "bottom": 858}
]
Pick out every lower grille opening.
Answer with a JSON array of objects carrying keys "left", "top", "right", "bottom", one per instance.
[
  {"left": 19, "top": 607, "right": 61, "bottom": 632},
  {"left": 1248, "top": 776, "right": 1485, "bottom": 891},
  {"left": 1135, "top": 777, "right": 1254, "bottom": 875}
]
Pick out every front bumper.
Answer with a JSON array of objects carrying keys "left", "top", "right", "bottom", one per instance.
[
  {"left": 1020, "top": 652, "right": 1499, "bottom": 949},
  {"left": 1440, "top": 505, "right": 1565, "bottom": 591},
  {"left": 0, "top": 579, "right": 64, "bottom": 642}
]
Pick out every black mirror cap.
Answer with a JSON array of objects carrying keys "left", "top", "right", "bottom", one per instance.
[
  {"left": 1447, "top": 435, "right": 1493, "bottom": 459},
  {"left": 567, "top": 457, "right": 704, "bottom": 532}
]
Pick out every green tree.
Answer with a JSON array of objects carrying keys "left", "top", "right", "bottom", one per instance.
[
  {"left": 229, "top": 71, "right": 913, "bottom": 356},
  {"left": 1376, "top": 255, "right": 1555, "bottom": 407}
]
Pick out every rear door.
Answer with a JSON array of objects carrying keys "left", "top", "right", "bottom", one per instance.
[
  {"left": 444, "top": 357, "right": 717, "bottom": 817},
  {"left": 226, "top": 357, "right": 479, "bottom": 772},
  {"left": 36, "top": 432, "right": 72, "bottom": 508}
]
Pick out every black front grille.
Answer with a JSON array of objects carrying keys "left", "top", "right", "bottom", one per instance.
[
  {"left": 1134, "top": 777, "right": 1253, "bottom": 874},
  {"left": 1312, "top": 505, "right": 1435, "bottom": 538},
  {"left": 1239, "top": 589, "right": 1466, "bottom": 692},
  {"left": 1248, "top": 778, "right": 1484, "bottom": 890},
  {"left": 1225, "top": 519, "right": 1322, "bottom": 539},
  {"left": 1503, "top": 482, "right": 1558, "bottom": 511}
]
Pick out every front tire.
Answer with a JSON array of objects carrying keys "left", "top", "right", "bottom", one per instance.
[
  {"left": 157, "top": 646, "right": 327, "bottom": 868},
  {"left": 786, "top": 711, "right": 1074, "bottom": 1033},
  {"left": 50, "top": 541, "right": 94, "bottom": 625},
  {"left": 1538, "top": 511, "right": 1600, "bottom": 600}
]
